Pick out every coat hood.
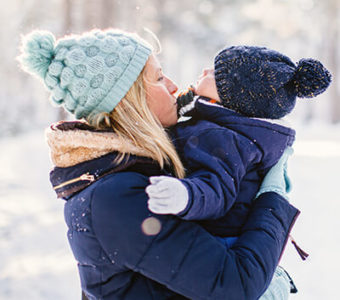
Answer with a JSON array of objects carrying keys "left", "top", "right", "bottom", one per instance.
[
  {"left": 190, "top": 98, "right": 296, "bottom": 168},
  {"left": 46, "top": 121, "right": 153, "bottom": 168},
  {"left": 46, "top": 121, "right": 165, "bottom": 199}
]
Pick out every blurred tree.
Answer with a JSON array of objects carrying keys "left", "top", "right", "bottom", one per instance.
[
  {"left": 325, "top": 0, "right": 340, "bottom": 123},
  {"left": 82, "top": 0, "right": 116, "bottom": 30},
  {"left": 100, "top": 0, "right": 116, "bottom": 28},
  {"left": 63, "top": 0, "right": 73, "bottom": 34},
  {"left": 58, "top": 0, "right": 73, "bottom": 121},
  {"left": 82, "top": 0, "right": 97, "bottom": 30}
]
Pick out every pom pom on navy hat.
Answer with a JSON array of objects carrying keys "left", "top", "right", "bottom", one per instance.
[{"left": 293, "top": 58, "right": 332, "bottom": 98}]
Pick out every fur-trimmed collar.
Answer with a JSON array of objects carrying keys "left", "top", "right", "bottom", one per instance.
[{"left": 45, "top": 121, "right": 152, "bottom": 167}]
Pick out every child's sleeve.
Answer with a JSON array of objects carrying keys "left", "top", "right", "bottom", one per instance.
[{"left": 178, "top": 128, "right": 262, "bottom": 220}]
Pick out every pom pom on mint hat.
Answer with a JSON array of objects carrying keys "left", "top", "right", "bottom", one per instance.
[
  {"left": 214, "top": 46, "right": 332, "bottom": 119},
  {"left": 18, "top": 29, "right": 152, "bottom": 119}
]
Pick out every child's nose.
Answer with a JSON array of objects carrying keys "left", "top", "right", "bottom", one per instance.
[{"left": 202, "top": 68, "right": 209, "bottom": 76}]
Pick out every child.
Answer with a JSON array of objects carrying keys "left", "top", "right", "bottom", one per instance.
[
  {"left": 146, "top": 46, "right": 331, "bottom": 239},
  {"left": 146, "top": 46, "right": 330, "bottom": 298}
]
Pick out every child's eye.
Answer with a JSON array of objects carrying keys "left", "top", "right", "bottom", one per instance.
[{"left": 157, "top": 76, "right": 164, "bottom": 81}]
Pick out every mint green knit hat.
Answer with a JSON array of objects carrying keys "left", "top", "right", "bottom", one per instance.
[{"left": 18, "top": 29, "right": 152, "bottom": 119}]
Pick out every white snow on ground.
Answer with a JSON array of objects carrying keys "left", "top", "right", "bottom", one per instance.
[
  {"left": 280, "top": 123, "right": 340, "bottom": 300},
  {"left": 0, "top": 132, "right": 80, "bottom": 300},
  {"left": 0, "top": 123, "right": 339, "bottom": 300}
]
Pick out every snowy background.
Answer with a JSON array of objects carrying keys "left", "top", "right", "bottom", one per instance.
[{"left": 1, "top": 0, "right": 340, "bottom": 299}]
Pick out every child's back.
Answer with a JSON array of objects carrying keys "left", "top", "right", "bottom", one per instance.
[{"left": 171, "top": 97, "right": 295, "bottom": 236}]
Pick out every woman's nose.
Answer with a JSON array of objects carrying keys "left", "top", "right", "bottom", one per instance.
[{"left": 169, "top": 83, "right": 178, "bottom": 95}]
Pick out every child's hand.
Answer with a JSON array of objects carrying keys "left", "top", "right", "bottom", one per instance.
[
  {"left": 146, "top": 176, "right": 189, "bottom": 215},
  {"left": 176, "top": 86, "right": 196, "bottom": 117}
]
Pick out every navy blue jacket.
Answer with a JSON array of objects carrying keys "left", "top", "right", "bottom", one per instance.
[
  {"left": 170, "top": 99, "right": 296, "bottom": 236},
  {"left": 50, "top": 142, "right": 299, "bottom": 299}
]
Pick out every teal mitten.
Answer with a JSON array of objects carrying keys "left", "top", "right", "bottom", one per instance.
[{"left": 256, "top": 147, "right": 294, "bottom": 200}]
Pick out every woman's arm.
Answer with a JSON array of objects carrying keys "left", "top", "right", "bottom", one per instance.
[{"left": 91, "top": 172, "right": 299, "bottom": 300}]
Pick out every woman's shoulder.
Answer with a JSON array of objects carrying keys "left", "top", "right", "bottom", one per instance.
[
  {"left": 89, "top": 171, "right": 151, "bottom": 230},
  {"left": 92, "top": 171, "right": 149, "bottom": 201}
]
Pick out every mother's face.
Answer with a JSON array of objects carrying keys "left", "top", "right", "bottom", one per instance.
[{"left": 144, "top": 55, "right": 178, "bottom": 127}]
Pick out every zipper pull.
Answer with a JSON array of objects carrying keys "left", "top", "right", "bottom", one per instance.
[
  {"left": 80, "top": 173, "right": 95, "bottom": 182},
  {"left": 290, "top": 235, "right": 309, "bottom": 261},
  {"left": 53, "top": 172, "right": 95, "bottom": 190}
]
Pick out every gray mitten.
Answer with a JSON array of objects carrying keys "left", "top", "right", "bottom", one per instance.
[{"left": 146, "top": 176, "right": 189, "bottom": 215}]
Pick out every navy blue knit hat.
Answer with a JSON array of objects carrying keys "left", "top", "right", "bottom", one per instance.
[{"left": 214, "top": 46, "right": 332, "bottom": 119}]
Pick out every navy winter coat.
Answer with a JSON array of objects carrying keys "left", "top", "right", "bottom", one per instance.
[
  {"left": 48, "top": 122, "right": 299, "bottom": 300},
  {"left": 170, "top": 98, "right": 296, "bottom": 236}
]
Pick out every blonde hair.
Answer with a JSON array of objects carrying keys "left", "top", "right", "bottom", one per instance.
[{"left": 87, "top": 67, "right": 185, "bottom": 179}]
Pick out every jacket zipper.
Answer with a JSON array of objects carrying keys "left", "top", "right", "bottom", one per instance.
[
  {"left": 278, "top": 209, "right": 300, "bottom": 262},
  {"left": 53, "top": 172, "right": 95, "bottom": 190}
]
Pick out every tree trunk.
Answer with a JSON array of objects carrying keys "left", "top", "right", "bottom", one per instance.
[
  {"left": 82, "top": 0, "right": 98, "bottom": 30},
  {"left": 100, "top": 0, "right": 115, "bottom": 29},
  {"left": 57, "top": 0, "right": 73, "bottom": 121},
  {"left": 63, "top": 0, "right": 73, "bottom": 34}
]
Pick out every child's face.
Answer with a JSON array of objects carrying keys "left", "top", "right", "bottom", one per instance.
[{"left": 194, "top": 68, "right": 220, "bottom": 101}]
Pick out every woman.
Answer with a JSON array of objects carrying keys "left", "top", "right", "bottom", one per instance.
[{"left": 18, "top": 29, "right": 298, "bottom": 300}]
